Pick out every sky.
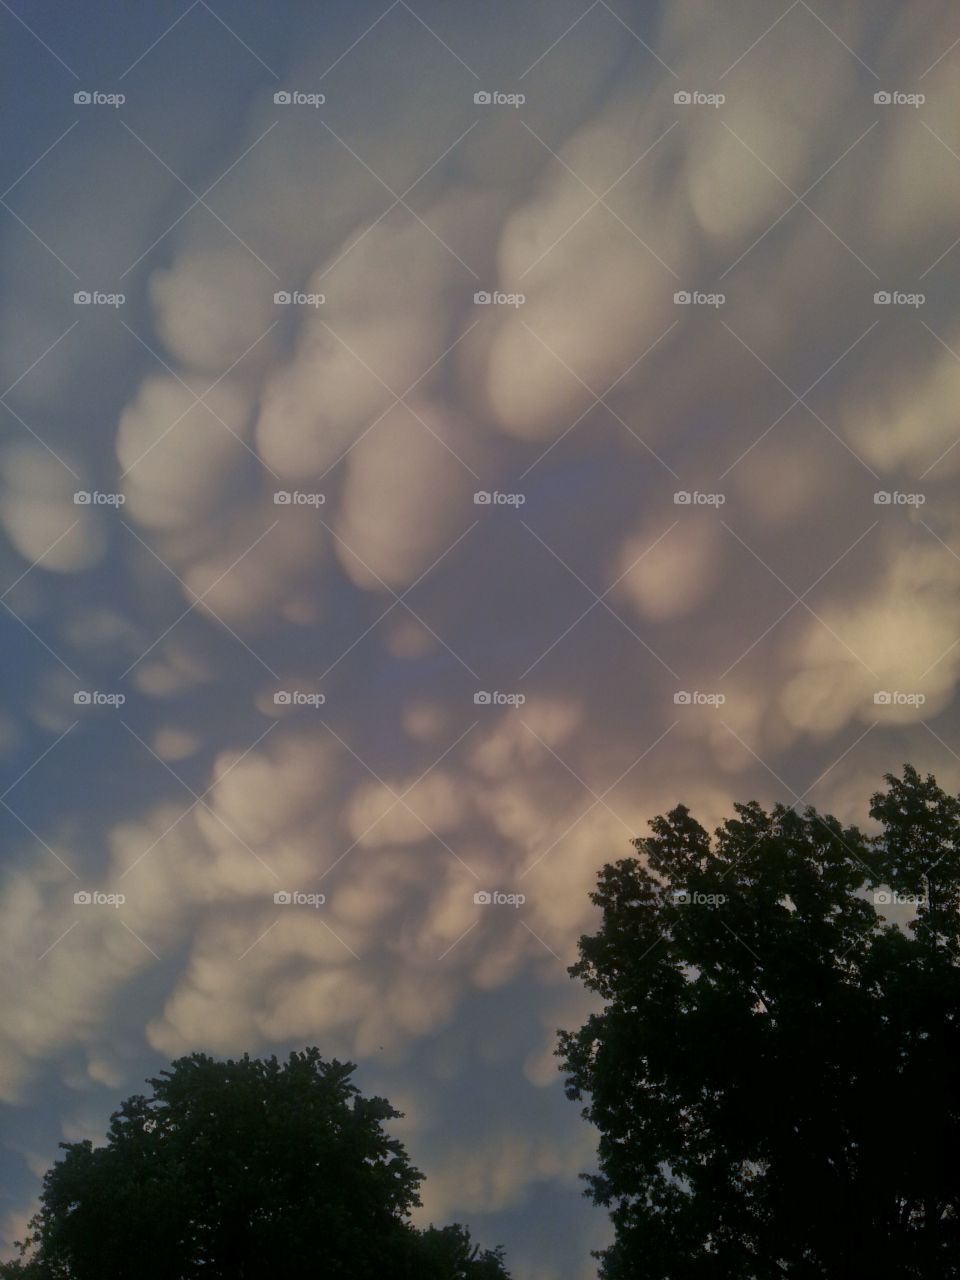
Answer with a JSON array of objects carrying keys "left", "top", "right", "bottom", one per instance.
[{"left": 1, "top": 1, "right": 959, "bottom": 1275}]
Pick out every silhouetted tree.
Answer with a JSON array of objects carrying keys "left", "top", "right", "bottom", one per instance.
[
  {"left": 4, "top": 1048, "right": 509, "bottom": 1279},
  {"left": 560, "top": 765, "right": 960, "bottom": 1278}
]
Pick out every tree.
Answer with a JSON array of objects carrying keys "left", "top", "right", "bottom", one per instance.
[
  {"left": 559, "top": 765, "right": 960, "bottom": 1279},
  {"left": 5, "top": 1048, "right": 509, "bottom": 1280}
]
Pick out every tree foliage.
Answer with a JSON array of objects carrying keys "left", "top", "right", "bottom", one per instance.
[
  {"left": 3, "top": 1047, "right": 509, "bottom": 1280},
  {"left": 560, "top": 765, "right": 960, "bottom": 1278}
]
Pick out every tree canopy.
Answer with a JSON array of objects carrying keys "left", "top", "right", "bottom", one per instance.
[
  {"left": 2, "top": 1047, "right": 509, "bottom": 1279},
  {"left": 560, "top": 764, "right": 960, "bottom": 1278}
]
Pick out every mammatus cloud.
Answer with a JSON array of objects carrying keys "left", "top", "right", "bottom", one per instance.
[{"left": 3, "top": 3, "right": 960, "bottom": 1275}]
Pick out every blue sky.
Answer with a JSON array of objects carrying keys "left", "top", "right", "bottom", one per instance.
[{"left": 2, "top": 2, "right": 960, "bottom": 1276}]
